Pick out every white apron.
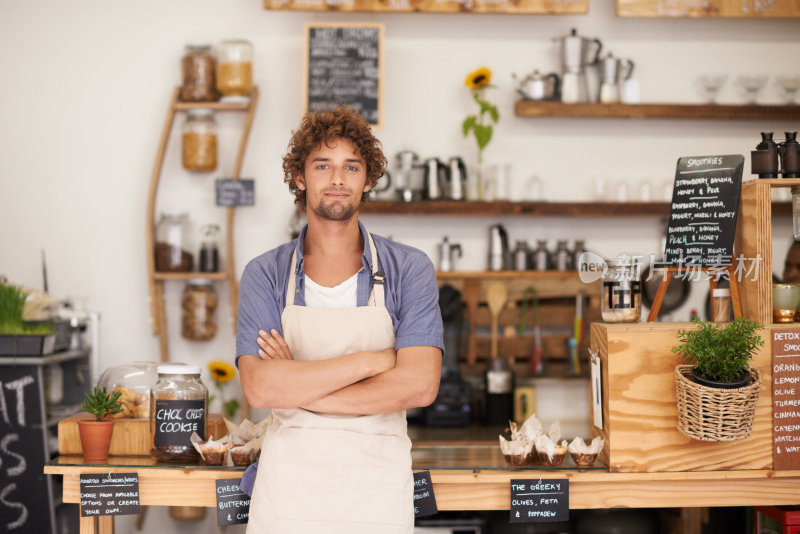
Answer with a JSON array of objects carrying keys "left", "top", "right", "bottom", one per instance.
[{"left": 246, "top": 233, "right": 414, "bottom": 534}]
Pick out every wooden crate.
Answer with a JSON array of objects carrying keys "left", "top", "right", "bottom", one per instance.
[
  {"left": 58, "top": 413, "right": 228, "bottom": 456},
  {"left": 437, "top": 271, "right": 601, "bottom": 380},
  {"left": 590, "top": 322, "right": 773, "bottom": 472}
]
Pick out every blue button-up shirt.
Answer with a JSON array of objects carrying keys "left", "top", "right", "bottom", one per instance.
[{"left": 235, "top": 221, "right": 444, "bottom": 365}]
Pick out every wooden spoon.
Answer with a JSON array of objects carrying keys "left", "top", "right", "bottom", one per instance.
[{"left": 486, "top": 281, "right": 508, "bottom": 361}]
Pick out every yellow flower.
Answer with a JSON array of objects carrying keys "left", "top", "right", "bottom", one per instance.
[
  {"left": 465, "top": 67, "right": 492, "bottom": 90},
  {"left": 208, "top": 360, "right": 236, "bottom": 383}
]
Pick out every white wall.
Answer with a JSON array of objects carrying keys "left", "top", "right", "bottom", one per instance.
[{"left": 1, "top": 2, "right": 798, "bottom": 531}]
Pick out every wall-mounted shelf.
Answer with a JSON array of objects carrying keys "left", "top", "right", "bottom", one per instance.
[
  {"left": 361, "top": 200, "right": 671, "bottom": 217},
  {"left": 263, "top": 0, "right": 586, "bottom": 14},
  {"left": 515, "top": 101, "right": 800, "bottom": 121},
  {"left": 616, "top": 0, "right": 800, "bottom": 18}
]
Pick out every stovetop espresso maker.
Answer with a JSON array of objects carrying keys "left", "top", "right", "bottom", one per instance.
[{"left": 554, "top": 28, "right": 603, "bottom": 103}]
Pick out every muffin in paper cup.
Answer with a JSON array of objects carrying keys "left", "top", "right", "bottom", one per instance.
[{"left": 567, "top": 436, "right": 604, "bottom": 467}]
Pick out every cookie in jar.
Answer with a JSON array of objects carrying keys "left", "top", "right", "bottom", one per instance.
[{"left": 181, "top": 279, "right": 218, "bottom": 341}]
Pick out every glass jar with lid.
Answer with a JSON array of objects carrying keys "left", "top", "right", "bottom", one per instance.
[
  {"left": 601, "top": 259, "right": 642, "bottom": 323},
  {"left": 150, "top": 364, "right": 208, "bottom": 463},
  {"left": 215, "top": 39, "right": 253, "bottom": 100},
  {"left": 182, "top": 109, "right": 217, "bottom": 172},
  {"left": 181, "top": 280, "right": 218, "bottom": 341},
  {"left": 180, "top": 43, "right": 217, "bottom": 102},
  {"left": 155, "top": 211, "right": 194, "bottom": 272},
  {"left": 97, "top": 362, "right": 158, "bottom": 419}
]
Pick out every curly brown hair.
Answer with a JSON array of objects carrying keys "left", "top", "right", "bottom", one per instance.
[{"left": 282, "top": 107, "right": 388, "bottom": 208}]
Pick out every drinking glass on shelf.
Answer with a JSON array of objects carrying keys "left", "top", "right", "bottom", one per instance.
[
  {"left": 775, "top": 75, "right": 800, "bottom": 105},
  {"left": 737, "top": 74, "right": 768, "bottom": 104},
  {"left": 697, "top": 74, "right": 727, "bottom": 104}
]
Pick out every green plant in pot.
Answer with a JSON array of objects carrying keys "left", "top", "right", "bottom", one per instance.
[
  {"left": 672, "top": 317, "right": 765, "bottom": 442},
  {"left": 672, "top": 317, "right": 764, "bottom": 388},
  {"left": 78, "top": 387, "right": 122, "bottom": 462}
]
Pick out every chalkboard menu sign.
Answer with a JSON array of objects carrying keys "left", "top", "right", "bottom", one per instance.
[
  {"left": 413, "top": 470, "right": 438, "bottom": 518},
  {"left": 0, "top": 364, "right": 50, "bottom": 533},
  {"left": 215, "top": 178, "right": 255, "bottom": 207},
  {"left": 772, "top": 329, "right": 800, "bottom": 470},
  {"left": 304, "top": 23, "right": 383, "bottom": 127},
  {"left": 510, "top": 479, "right": 568, "bottom": 523},
  {"left": 80, "top": 473, "right": 140, "bottom": 517},
  {"left": 216, "top": 478, "right": 250, "bottom": 526},
  {"left": 664, "top": 154, "right": 744, "bottom": 267}
]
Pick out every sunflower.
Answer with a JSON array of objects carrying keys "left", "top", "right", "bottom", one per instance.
[
  {"left": 208, "top": 360, "right": 236, "bottom": 383},
  {"left": 465, "top": 67, "right": 492, "bottom": 90}
]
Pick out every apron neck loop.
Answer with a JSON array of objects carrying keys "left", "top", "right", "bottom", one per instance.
[{"left": 286, "top": 232, "right": 385, "bottom": 308}]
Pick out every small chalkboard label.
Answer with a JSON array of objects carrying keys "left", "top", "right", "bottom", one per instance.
[
  {"left": 664, "top": 154, "right": 744, "bottom": 267},
  {"left": 510, "top": 479, "right": 568, "bottom": 523},
  {"left": 772, "top": 329, "right": 800, "bottom": 470},
  {"left": 80, "top": 473, "right": 140, "bottom": 517},
  {"left": 413, "top": 470, "right": 438, "bottom": 518},
  {"left": 215, "top": 178, "right": 255, "bottom": 207},
  {"left": 304, "top": 23, "right": 383, "bottom": 127},
  {"left": 216, "top": 478, "right": 250, "bottom": 526},
  {"left": 153, "top": 399, "right": 206, "bottom": 446}
]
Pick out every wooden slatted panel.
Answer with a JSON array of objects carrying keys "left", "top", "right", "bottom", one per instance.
[{"left": 616, "top": 0, "right": 800, "bottom": 17}]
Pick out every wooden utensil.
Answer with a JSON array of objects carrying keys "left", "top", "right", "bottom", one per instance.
[
  {"left": 463, "top": 280, "right": 481, "bottom": 365},
  {"left": 486, "top": 281, "right": 508, "bottom": 361}
]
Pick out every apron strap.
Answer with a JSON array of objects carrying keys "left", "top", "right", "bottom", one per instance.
[{"left": 286, "top": 232, "right": 385, "bottom": 308}]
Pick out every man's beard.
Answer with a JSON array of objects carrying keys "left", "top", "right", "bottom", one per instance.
[{"left": 310, "top": 194, "right": 360, "bottom": 221}]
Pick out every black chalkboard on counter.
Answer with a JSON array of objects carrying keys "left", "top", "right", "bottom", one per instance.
[
  {"left": 664, "top": 154, "right": 744, "bottom": 268},
  {"left": 304, "top": 23, "right": 383, "bottom": 127}
]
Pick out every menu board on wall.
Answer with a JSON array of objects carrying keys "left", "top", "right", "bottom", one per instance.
[
  {"left": 267, "top": 0, "right": 587, "bottom": 14},
  {"left": 772, "top": 329, "right": 800, "bottom": 470},
  {"left": 663, "top": 154, "right": 744, "bottom": 268},
  {"left": 304, "top": 23, "right": 383, "bottom": 128}
]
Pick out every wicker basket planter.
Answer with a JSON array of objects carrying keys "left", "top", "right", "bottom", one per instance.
[{"left": 675, "top": 364, "right": 761, "bottom": 442}]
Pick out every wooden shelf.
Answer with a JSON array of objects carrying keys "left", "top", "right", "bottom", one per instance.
[
  {"left": 616, "top": 0, "right": 800, "bottom": 18},
  {"left": 174, "top": 99, "right": 252, "bottom": 112},
  {"left": 360, "top": 200, "right": 671, "bottom": 217},
  {"left": 263, "top": 0, "right": 587, "bottom": 14},
  {"left": 152, "top": 272, "right": 228, "bottom": 281},
  {"left": 515, "top": 101, "right": 800, "bottom": 120}
]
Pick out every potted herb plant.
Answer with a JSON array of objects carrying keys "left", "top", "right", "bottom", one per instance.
[
  {"left": 0, "top": 277, "right": 54, "bottom": 355},
  {"left": 671, "top": 317, "right": 765, "bottom": 442},
  {"left": 78, "top": 386, "right": 123, "bottom": 461}
]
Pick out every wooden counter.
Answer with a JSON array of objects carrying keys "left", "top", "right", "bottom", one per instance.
[{"left": 46, "top": 448, "right": 800, "bottom": 533}]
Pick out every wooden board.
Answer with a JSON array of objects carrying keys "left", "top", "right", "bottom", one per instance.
[
  {"left": 58, "top": 413, "right": 227, "bottom": 456},
  {"left": 266, "top": 0, "right": 587, "bottom": 14},
  {"left": 515, "top": 101, "right": 800, "bottom": 120},
  {"left": 590, "top": 322, "right": 773, "bottom": 472},
  {"left": 617, "top": 0, "right": 800, "bottom": 17}
]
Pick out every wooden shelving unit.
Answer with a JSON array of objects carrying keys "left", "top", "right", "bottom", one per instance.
[
  {"left": 145, "top": 87, "right": 259, "bottom": 362},
  {"left": 515, "top": 101, "right": 800, "bottom": 120},
  {"left": 263, "top": 0, "right": 586, "bottom": 14}
]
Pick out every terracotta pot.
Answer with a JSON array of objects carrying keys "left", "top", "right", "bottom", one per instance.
[{"left": 77, "top": 420, "right": 115, "bottom": 462}]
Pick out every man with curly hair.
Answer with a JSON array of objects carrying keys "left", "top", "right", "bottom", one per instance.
[{"left": 235, "top": 106, "right": 444, "bottom": 533}]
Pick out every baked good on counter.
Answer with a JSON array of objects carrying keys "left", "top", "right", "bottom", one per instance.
[
  {"left": 567, "top": 436, "right": 604, "bottom": 467},
  {"left": 499, "top": 421, "right": 535, "bottom": 465},
  {"left": 535, "top": 433, "right": 568, "bottom": 467}
]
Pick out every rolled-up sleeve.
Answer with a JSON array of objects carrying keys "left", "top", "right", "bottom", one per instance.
[
  {"left": 235, "top": 258, "right": 284, "bottom": 367},
  {"left": 392, "top": 251, "right": 444, "bottom": 354}
]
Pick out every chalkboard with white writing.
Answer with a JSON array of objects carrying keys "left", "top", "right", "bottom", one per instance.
[
  {"left": 215, "top": 178, "right": 255, "bottom": 207},
  {"left": 0, "top": 364, "right": 50, "bottom": 533},
  {"left": 510, "top": 479, "right": 568, "bottom": 523},
  {"left": 664, "top": 154, "right": 744, "bottom": 267},
  {"left": 153, "top": 399, "right": 206, "bottom": 446},
  {"left": 772, "top": 329, "right": 800, "bottom": 470},
  {"left": 304, "top": 23, "right": 383, "bottom": 127},
  {"left": 216, "top": 478, "right": 250, "bottom": 526},
  {"left": 80, "top": 473, "right": 140, "bottom": 517},
  {"left": 413, "top": 470, "right": 438, "bottom": 518}
]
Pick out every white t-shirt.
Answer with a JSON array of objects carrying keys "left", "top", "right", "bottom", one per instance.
[{"left": 304, "top": 272, "right": 358, "bottom": 309}]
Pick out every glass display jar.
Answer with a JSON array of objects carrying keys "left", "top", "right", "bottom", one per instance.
[
  {"left": 155, "top": 211, "right": 194, "bottom": 272},
  {"left": 180, "top": 43, "right": 217, "bottom": 102},
  {"left": 215, "top": 39, "right": 253, "bottom": 100},
  {"left": 150, "top": 365, "right": 208, "bottom": 463},
  {"left": 601, "top": 259, "right": 642, "bottom": 323},
  {"left": 97, "top": 362, "right": 158, "bottom": 419},
  {"left": 181, "top": 280, "right": 218, "bottom": 341},
  {"left": 181, "top": 109, "right": 218, "bottom": 172}
]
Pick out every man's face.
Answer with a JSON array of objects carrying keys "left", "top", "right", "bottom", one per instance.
[
  {"left": 784, "top": 242, "right": 800, "bottom": 283},
  {"left": 295, "top": 138, "right": 369, "bottom": 222}
]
